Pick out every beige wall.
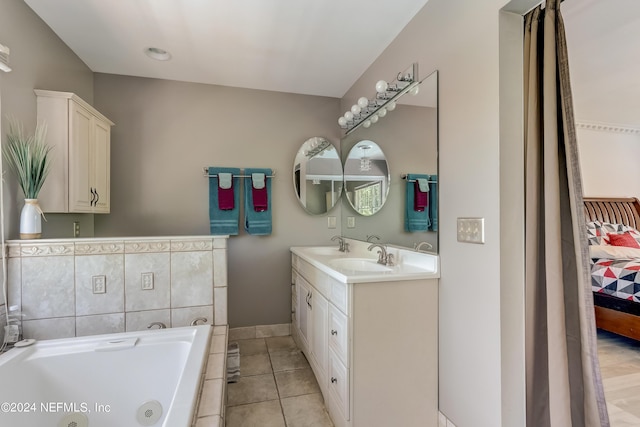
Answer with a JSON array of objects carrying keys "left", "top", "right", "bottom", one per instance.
[
  {"left": 341, "top": 0, "right": 533, "bottom": 425},
  {"left": 0, "top": 0, "right": 95, "bottom": 239},
  {"left": 92, "top": 73, "right": 341, "bottom": 327},
  {"left": 578, "top": 128, "right": 640, "bottom": 198}
]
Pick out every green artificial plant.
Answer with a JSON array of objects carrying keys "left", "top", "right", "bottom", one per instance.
[{"left": 3, "top": 117, "right": 52, "bottom": 199}]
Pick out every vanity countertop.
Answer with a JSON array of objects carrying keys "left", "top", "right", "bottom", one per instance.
[{"left": 291, "top": 239, "right": 439, "bottom": 284}]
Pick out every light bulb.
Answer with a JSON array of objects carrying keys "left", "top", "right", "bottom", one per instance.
[
  {"left": 363, "top": 120, "right": 371, "bottom": 128},
  {"left": 344, "top": 111, "right": 354, "bottom": 121},
  {"left": 357, "top": 97, "right": 369, "bottom": 108},
  {"left": 375, "top": 80, "right": 388, "bottom": 93},
  {"left": 387, "top": 101, "right": 396, "bottom": 111},
  {"left": 410, "top": 85, "right": 420, "bottom": 96},
  {"left": 378, "top": 108, "right": 387, "bottom": 118},
  {"left": 351, "top": 104, "right": 361, "bottom": 115},
  {"left": 370, "top": 115, "right": 379, "bottom": 124},
  {"left": 338, "top": 117, "right": 347, "bottom": 127}
]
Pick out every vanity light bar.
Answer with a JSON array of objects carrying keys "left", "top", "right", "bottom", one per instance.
[
  {"left": 305, "top": 139, "right": 331, "bottom": 158},
  {"left": 339, "top": 63, "right": 420, "bottom": 135}
]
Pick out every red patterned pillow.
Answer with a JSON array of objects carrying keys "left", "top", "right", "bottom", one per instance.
[{"left": 608, "top": 232, "right": 640, "bottom": 248}]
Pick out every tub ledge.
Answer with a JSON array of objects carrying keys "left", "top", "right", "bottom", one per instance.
[{"left": 193, "top": 325, "right": 228, "bottom": 426}]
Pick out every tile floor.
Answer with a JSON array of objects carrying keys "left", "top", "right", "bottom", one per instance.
[
  {"left": 597, "top": 330, "right": 640, "bottom": 426},
  {"left": 226, "top": 335, "right": 334, "bottom": 427}
]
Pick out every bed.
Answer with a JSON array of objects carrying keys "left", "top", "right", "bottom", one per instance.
[{"left": 584, "top": 197, "right": 640, "bottom": 341}]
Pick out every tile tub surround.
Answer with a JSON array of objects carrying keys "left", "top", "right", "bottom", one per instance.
[
  {"left": 194, "top": 325, "right": 229, "bottom": 427},
  {"left": 5, "top": 236, "right": 228, "bottom": 340}
]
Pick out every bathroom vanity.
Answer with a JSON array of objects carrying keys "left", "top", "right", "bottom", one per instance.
[{"left": 290, "top": 240, "right": 439, "bottom": 427}]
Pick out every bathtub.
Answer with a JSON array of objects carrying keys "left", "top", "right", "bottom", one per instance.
[{"left": 0, "top": 325, "right": 211, "bottom": 427}]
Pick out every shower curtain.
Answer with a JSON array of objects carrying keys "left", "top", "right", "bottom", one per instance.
[{"left": 523, "top": 1, "right": 609, "bottom": 426}]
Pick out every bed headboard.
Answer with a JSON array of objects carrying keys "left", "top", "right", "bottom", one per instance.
[{"left": 583, "top": 197, "right": 640, "bottom": 229}]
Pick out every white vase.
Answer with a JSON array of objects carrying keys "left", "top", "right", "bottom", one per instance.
[{"left": 20, "top": 199, "right": 42, "bottom": 239}]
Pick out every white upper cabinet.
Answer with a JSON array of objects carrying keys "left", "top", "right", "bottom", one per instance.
[{"left": 35, "top": 90, "right": 113, "bottom": 213}]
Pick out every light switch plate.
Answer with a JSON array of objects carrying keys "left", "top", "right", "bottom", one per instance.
[
  {"left": 141, "top": 272, "right": 154, "bottom": 290},
  {"left": 92, "top": 275, "right": 106, "bottom": 294},
  {"left": 347, "top": 217, "right": 356, "bottom": 228},
  {"left": 328, "top": 216, "right": 337, "bottom": 229},
  {"left": 457, "top": 217, "right": 485, "bottom": 244}
]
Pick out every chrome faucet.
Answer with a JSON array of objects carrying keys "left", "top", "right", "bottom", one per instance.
[
  {"left": 190, "top": 317, "right": 208, "bottom": 326},
  {"left": 147, "top": 322, "right": 167, "bottom": 329},
  {"left": 414, "top": 241, "right": 433, "bottom": 252},
  {"left": 366, "top": 234, "right": 381, "bottom": 242},
  {"left": 368, "top": 244, "right": 394, "bottom": 266},
  {"left": 331, "top": 235, "right": 349, "bottom": 253}
]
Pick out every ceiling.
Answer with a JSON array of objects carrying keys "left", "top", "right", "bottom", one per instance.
[
  {"left": 23, "top": 0, "right": 429, "bottom": 98},
  {"left": 22, "top": 0, "right": 638, "bottom": 125},
  {"left": 563, "top": 0, "right": 640, "bottom": 126}
]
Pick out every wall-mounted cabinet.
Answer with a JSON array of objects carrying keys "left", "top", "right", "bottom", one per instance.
[{"left": 35, "top": 90, "right": 114, "bottom": 213}]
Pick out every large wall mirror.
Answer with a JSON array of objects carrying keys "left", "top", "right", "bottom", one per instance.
[
  {"left": 341, "top": 70, "right": 438, "bottom": 251},
  {"left": 293, "top": 137, "right": 343, "bottom": 215}
]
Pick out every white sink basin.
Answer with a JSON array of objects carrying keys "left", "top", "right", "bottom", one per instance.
[
  {"left": 291, "top": 244, "right": 439, "bottom": 283},
  {"left": 328, "top": 258, "right": 392, "bottom": 272}
]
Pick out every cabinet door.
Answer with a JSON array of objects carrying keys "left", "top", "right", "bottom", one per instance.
[
  {"left": 69, "top": 102, "right": 93, "bottom": 212},
  {"left": 296, "top": 275, "right": 311, "bottom": 351},
  {"left": 329, "top": 349, "right": 350, "bottom": 419},
  {"left": 310, "top": 288, "right": 329, "bottom": 379},
  {"left": 92, "top": 119, "right": 111, "bottom": 213}
]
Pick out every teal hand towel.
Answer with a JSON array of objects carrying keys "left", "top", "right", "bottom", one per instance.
[
  {"left": 405, "top": 174, "right": 430, "bottom": 232},
  {"left": 244, "top": 168, "right": 272, "bottom": 235},
  {"left": 209, "top": 167, "right": 241, "bottom": 235},
  {"left": 428, "top": 175, "right": 438, "bottom": 231}
]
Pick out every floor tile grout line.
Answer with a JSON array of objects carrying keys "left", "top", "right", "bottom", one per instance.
[
  {"left": 267, "top": 340, "right": 289, "bottom": 427},
  {"left": 227, "top": 336, "right": 333, "bottom": 426}
]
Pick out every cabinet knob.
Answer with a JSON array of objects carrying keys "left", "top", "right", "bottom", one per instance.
[
  {"left": 331, "top": 330, "right": 338, "bottom": 336},
  {"left": 331, "top": 377, "right": 337, "bottom": 384}
]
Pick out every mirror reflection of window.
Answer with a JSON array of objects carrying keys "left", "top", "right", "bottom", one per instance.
[
  {"left": 343, "top": 140, "right": 390, "bottom": 216},
  {"left": 354, "top": 181, "right": 382, "bottom": 215}
]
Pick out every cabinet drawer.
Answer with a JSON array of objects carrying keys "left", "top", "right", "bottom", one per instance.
[
  {"left": 328, "top": 305, "right": 348, "bottom": 366},
  {"left": 329, "top": 349, "right": 350, "bottom": 420},
  {"left": 295, "top": 257, "right": 331, "bottom": 298},
  {"left": 330, "top": 279, "right": 349, "bottom": 315}
]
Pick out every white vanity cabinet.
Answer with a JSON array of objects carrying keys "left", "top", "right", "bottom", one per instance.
[
  {"left": 35, "top": 90, "right": 113, "bottom": 213},
  {"left": 291, "top": 252, "right": 439, "bottom": 427},
  {"left": 293, "top": 270, "right": 329, "bottom": 386}
]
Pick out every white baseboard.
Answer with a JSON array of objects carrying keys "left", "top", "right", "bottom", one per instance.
[{"left": 228, "top": 323, "right": 291, "bottom": 341}]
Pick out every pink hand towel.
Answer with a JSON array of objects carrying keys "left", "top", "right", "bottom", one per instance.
[
  {"left": 251, "top": 172, "right": 268, "bottom": 212},
  {"left": 414, "top": 182, "right": 428, "bottom": 212},
  {"left": 218, "top": 175, "right": 235, "bottom": 210},
  {"left": 252, "top": 185, "right": 268, "bottom": 212}
]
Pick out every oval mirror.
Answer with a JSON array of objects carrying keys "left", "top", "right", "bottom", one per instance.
[
  {"left": 293, "top": 137, "right": 343, "bottom": 215},
  {"left": 343, "top": 140, "right": 390, "bottom": 216}
]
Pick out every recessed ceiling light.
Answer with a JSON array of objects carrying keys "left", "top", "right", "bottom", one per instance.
[{"left": 144, "top": 47, "right": 171, "bottom": 61}]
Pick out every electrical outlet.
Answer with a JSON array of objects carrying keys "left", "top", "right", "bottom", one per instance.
[
  {"left": 141, "top": 272, "right": 154, "bottom": 290},
  {"left": 457, "top": 217, "right": 485, "bottom": 244},
  {"left": 327, "top": 216, "right": 337, "bottom": 229},
  {"left": 347, "top": 217, "right": 356, "bottom": 228},
  {"left": 73, "top": 221, "right": 80, "bottom": 237},
  {"left": 92, "top": 275, "right": 106, "bottom": 294}
]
